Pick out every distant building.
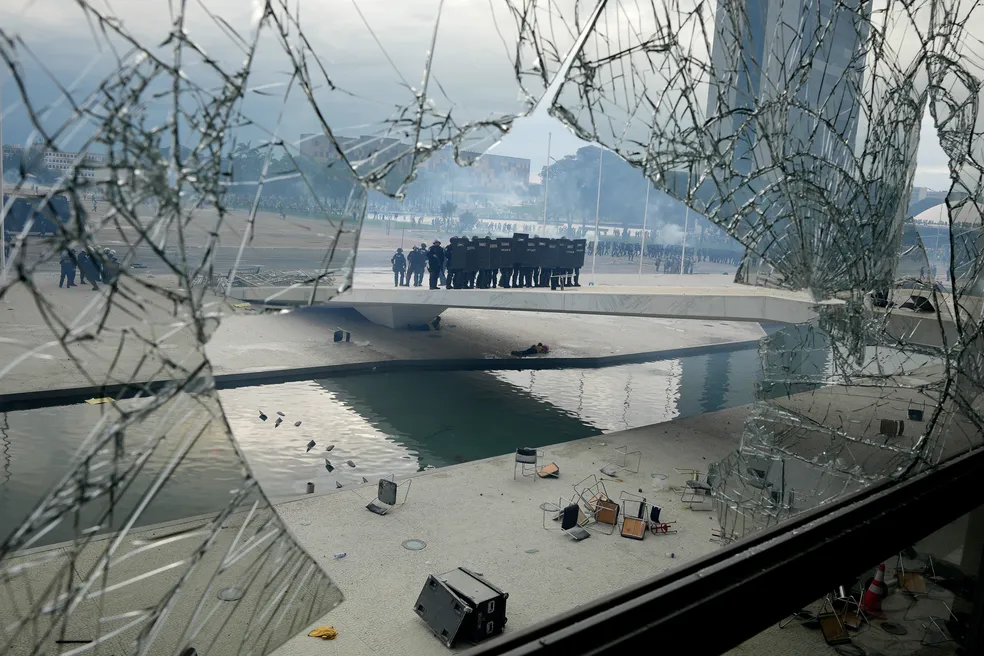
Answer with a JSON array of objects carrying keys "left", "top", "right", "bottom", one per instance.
[
  {"left": 417, "top": 147, "right": 530, "bottom": 195},
  {"left": 911, "top": 186, "right": 948, "bottom": 203},
  {"left": 41, "top": 149, "right": 105, "bottom": 180}
]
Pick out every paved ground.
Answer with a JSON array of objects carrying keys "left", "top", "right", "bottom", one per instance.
[
  {"left": 16, "top": 206, "right": 739, "bottom": 277},
  {"left": 268, "top": 407, "right": 748, "bottom": 655},
  {"left": 0, "top": 271, "right": 764, "bottom": 396}
]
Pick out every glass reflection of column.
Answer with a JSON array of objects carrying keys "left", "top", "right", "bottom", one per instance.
[
  {"left": 760, "top": 323, "right": 831, "bottom": 398},
  {"left": 676, "top": 352, "right": 709, "bottom": 419}
]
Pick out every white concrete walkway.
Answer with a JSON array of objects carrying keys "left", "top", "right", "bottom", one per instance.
[
  {"left": 270, "top": 406, "right": 748, "bottom": 655},
  {"left": 228, "top": 283, "right": 826, "bottom": 327}
]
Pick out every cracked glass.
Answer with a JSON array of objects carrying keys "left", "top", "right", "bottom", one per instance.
[{"left": 1, "top": 0, "right": 983, "bottom": 653}]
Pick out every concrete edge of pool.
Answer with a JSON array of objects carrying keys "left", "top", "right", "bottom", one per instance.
[{"left": 0, "top": 338, "right": 760, "bottom": 412}]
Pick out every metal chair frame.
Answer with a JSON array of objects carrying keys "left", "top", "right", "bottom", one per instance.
[
  {"left": 366, "top": 475, "right": 412, "bottom": 515},
  {"left": 618, "top": 491, "right": 649, "bottom": 540},
  {"left": 601, "top": 445, "right": 642, "bottom": 476},
  {"left": 676, "top": 468, "right": 712, "bottom": 509},
  {"left": 514, "top": 447, "right": 541, "bottom": 480}
]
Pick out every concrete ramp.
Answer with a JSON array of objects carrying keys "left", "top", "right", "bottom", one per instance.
[{"left": 225, "top": 284, "right": 828, "bottom": 327}]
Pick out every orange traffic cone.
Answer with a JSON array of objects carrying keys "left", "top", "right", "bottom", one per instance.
[{"left": 860, "top": 563, "right": 887, "bottom": 617}]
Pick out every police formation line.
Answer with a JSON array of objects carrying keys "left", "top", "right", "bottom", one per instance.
[{"left": 391, "top": 233, "right": 587, "bottom": 291}]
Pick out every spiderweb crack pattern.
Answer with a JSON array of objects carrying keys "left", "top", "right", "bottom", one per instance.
[
  {"left": 1, "top": 0, "right": 984, "bottom": 651},
  {"left": 509, "top": 0, "right": 984, "bottom": 538},
  {"left": 0, "top": 0, "right": 539, "bottom": 653}
]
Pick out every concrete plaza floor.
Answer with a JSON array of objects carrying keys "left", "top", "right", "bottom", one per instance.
[
  {"left": 269, "top": 406, "right": 748, "bottom": 655},
  {"left": 0, "top": 270, "right": 765, "bottom": 396}
]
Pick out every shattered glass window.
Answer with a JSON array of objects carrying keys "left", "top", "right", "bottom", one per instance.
[{"left": 1, "top": 0, "right": 983, "bottom": 653}]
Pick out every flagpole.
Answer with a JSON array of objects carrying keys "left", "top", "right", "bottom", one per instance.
[
  {"left": 590, "top": 147, "right": 603, "bottom": 282},
  {"left": 679, "top": 205, "right": 691, "bottom": 274},
  {"left": 541, "top": 132, "right": 551, "bottom": 232},
  {"left": 638, "top": 180, "right": 650, "bottom": 278}
]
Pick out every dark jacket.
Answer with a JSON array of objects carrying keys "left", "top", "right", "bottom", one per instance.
[
  {"left": 391, "top": 251, "right": 406, "bottom": 271},
  {"left": 427, "top": 245, "right": 445, "bottom": 270}
]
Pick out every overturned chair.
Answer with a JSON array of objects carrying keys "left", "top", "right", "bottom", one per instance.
[
  {"left": 366, "top": 474, "right": 412, "bottom": 515},
  {"left": 541, "top": 497, "right": 591, "bottom": 541},
  {"left": 600, "top": 445, "right": 641, "bottom": 477},
  {"left": 648, "top": 505, "right": 677, "bottom": 536},
  {"left": 619, "top": 491, "right": 649, "bottom": 540},
  {"left": 514, "top": 447, "right": 560, "bottom": 480}
]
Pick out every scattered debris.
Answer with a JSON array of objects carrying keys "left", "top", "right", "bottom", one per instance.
[
  {"left": 332, "top": 552, "right": 347, "bottom": 559},
  {"left": 306, "top": 482, "right": 315, "bottom": 494},
  {"left": 346, "top": 460, "right": 356, "bottom": 467},
  {"left": 294, "top": 421, "right": 302, "bottom": 427},
  {"left": 335, "top": 481, "right": 343, "bottom": 488},
  {"left": 325, "top": 445, "right": 335, "bottom": 452},
  {"left": 308, "top": 627, "right": 338, "bottom": 640},
  {"left": 274, "top": 417, "right": 283, "bottom": 427},
  {"left": 362, "top": 477, "right": 368, "bottom": 483},
  {"left": 232, "top": 302, "right": 251, "bottom": 308},
  {"left": 277, "top": 411, "right": 285, "bottom": 417},
  {"left": 259, "top": 410, "right": 268, "bottom": 421},
  {"left": 354, "top": 340, "right": 371, "bottom": 346},
  {"left": 85, "top": 398, "right": 113, "bottom": 405},
  {"left": 306, "top": 440, "right": 316, "bottom": 452},
  {"left": 325, "top": 460, "right": 334, "bottom": 473},
  {"left": 525, "top": 548, "right": 539, "bottom": 554}
]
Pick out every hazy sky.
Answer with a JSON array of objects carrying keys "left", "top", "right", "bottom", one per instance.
[{"left": 0, "top": 0, "right": 962, "bottom": 190}]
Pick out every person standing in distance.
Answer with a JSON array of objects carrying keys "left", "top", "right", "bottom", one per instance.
[
  {"left": 391, "top": 247, "right": 407, "bottom": 287},
  {"left": 427, "top": 240, "right": 445, "bottom": 290}
]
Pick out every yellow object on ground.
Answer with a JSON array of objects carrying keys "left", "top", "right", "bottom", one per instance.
[
  {"left": 308, "top": 626, "right": 338, "bottom": 640},
  {"left": 85, "top": 397, "right": 113, "bottom": 405},
  {"left": 232, "top": 302, "right": 252, "bottom": 308}
]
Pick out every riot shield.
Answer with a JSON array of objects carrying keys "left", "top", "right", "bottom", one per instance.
[
  {"left": 560, "top": 239, "right": 576, "bottom": 268},
  {"left": 464, "top": 239, "right": 479, "bottom": 271},
  {"left": 573, "top": 239, "right": 587, "bottom": 268},
  {"left": 476, "top": 237, "right": 491, "bottom": 270},
  {"left": 451, "top": 238, "right": 467, "bottom": 271},
  {"left": 525, "top": 238, "right": 539, "bottom": 268},
  {"left": 535, "top": 238, "right": 549, "bottom": 268},
  {"left": 512, "top": 233, "right": 529, "bottom": 266},
  {"left": 497, "top": 238, "right": 512, "bottom": 266},
  {"left": 488, "top": 238, "right": 501, "bottom": 269},
  {"left": 543, "top": 239, "right": 560, "bottom": 269}
]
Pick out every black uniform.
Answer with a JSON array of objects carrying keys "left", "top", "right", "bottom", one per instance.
[
  {"left": 444, "top": 242, "right": 453, "bottom": 288},
  {"left": 391, "top": 249, "right": 407, "bottom": 287},
  {"left": 59, "top": 252, "right": 77, "bottom": 288},
  {"left": 77, "top": 251, "right": 99, "bottom": 290},
  {"left": 497, "top": 238, "right": 513, "bottom": 288},
  {"left": 427, "top": 243, "right": 445, "bottom": 289}
]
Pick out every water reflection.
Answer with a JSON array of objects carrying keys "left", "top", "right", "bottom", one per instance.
[
  {"left": 2, "top": 347, "right": 762, "bottom": 546},
  {"left": 0, "top": 396, "right": 249, "bottom": 547}
]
